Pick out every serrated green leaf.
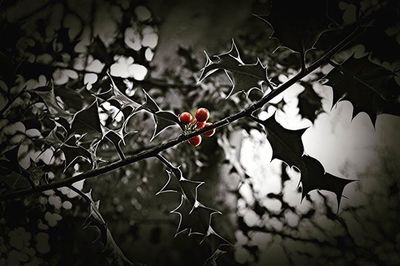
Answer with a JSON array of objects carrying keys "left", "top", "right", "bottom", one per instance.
[
  {"left": 298, "top": 82, "right": 324, "bottom": 122},
  {"left": 199, "top": 40, "right": 267, "bottom": 97},
  {"left": 325, "top": 56, "right": 400, "bottom": 125}
]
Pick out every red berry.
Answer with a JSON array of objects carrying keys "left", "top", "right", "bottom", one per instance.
[
  {"left": 195, "top": 108, "right": 209, "bottom": 122},
  {"left": 196, "top": 121, "right": 206, "bottom": 130},
  {"left": 188, "top": 135, "right": 202, "bottom": 146},
  {"left": 179, "top": 112, "right": 192, "bottom": 124},
  {"left": 203, "top": 123, "right": 215, "bottom": 137}
]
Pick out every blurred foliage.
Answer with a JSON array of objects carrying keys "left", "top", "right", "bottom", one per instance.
[{"left": 0, "top": 0, "right": 400, "bottom": 265}]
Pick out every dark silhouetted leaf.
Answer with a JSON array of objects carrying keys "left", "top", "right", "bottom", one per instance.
[
  {"left": 253, "top": 115, "right": 354, "bottom": 207},
  {"left": 171, "top": 195, "right": 220, "bottom": 236},
  {"left": 325, "top": 56, "right": 400, "bottom": 125},
  {"left": 157, "top": 166, "right": 203, "bottom": 203},
  {"left": 107, "top": 74, "right": 142, "bottom": 111},
  {"left": 156, "top": 170, "right": 182, "bottom": 195},
  {"left": 141, "top": 90, "right": 160, "bottom": 112},
  {"left": 298, "top": 155, "right": 355, "bottom": 206},
  {"left": 199, "top": 41, "right": 267, "bottom": 97},
  {"left": 202, "top": 226, "right": 231, "bottom": 254},
  {"left": 61, "top": 144, "right": 92, "bottom": 170},
  {"left": 157, "top": 160, "right": 223, "bottom": 240},
  {"left": 140, "top": 90, "right": 179, "bottom": 140},
  {"left": 151, "top": 111, "right": 179, "bottom": 140},
  {"left": 70, "top": 100, "right": 102, "bottom": 135},
  {"left": 256, "top": 115, "right": 307, "bottom": 167}
]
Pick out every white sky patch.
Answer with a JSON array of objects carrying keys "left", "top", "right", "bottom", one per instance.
[{"left": 110, "top": 56, "right": 148, "bottom": 80}]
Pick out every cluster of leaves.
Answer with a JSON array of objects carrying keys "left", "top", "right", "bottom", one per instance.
[
  {"left": 156, "top": 156, "right": 230, "bottom": 264},
  {"left": 1, "top": 0, "right": 400, "bottom": 265}
]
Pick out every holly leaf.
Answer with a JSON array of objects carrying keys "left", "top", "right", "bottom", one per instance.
[
  {"left": 54, "top": 85, "right": 95, "bottom": 112},
  {"left": 60, "top": 144, "right": 93, "bottom": 170},
  {"left": 107, "top": 74, "right": 142, "bottom": 111},
  {"left": 157, "top": 166, "right": 203, "bottom": 204},
  {"left": 157, "top": 161, "right": 222, "bottom": 238},
  {"left": 325, "top": 56, "right": 400, "bottom": 125},
  {"left": 253, "top": 115, "right": 354, "bottom": 207},
  {"left": 198, "top": 40, "right": 267, "bottom": 97},
  {"left": 255, "top": 115, "right": 307, "bottom": 168},
  {"left": 201, "top": 226, "right": 231, "bottom": 256},
  {"left": 297, "top": 82, "right": 324, "bottom": 122},
  {"left": 31, "top": 85, "right": 72, "bottom": 119},
  {"left": 298, "top": 155, "right": 355, "bottom": 206},
  {"left": 156, "top": 169, "right": 182, "bottom": 195},
  {"left": 204, "top": 249, "right": 228, "bottom": 266},
  {"left": 82, "top": 190, "right": 134, "bottom": 265},
  {"left": 70, "top": 100, "right": 102, "bottom": 136},
  {"left": 141, "top": 90, "right": 160, "bottom": 112},
  {"left": 140, "top": 90, "right": 179, "bottom": 140},
  {"left": 259, "top": 0, "right": 332, "bottom": 52},
  {"left": 171, "top": 195, "right": 220, "bottom": 236},
  {"left": 151, "top": 111, "right": 179, "bottom": 141},
  {"left": 322, "top": 0, "right": 400, "bottom": 61},
  {"left": 102, "top": 128, "right": 125, "bottom": 147}
]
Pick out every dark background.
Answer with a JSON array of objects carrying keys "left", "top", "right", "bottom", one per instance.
[{"left": 1, "top": 0, "right": 400, "bottom": 265}]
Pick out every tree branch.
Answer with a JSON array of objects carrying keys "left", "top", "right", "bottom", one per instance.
[{"left": 0, "top": 25, "right": 363, "bottom": 201}]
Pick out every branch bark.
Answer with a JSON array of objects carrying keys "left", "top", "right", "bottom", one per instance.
[{"left": 0, "top": 26, "right": 363, "bottom": 201}]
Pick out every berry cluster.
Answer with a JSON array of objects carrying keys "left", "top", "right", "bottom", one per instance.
[{"left": 179, "top": 108, "right": 215, "bottom": 146}]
